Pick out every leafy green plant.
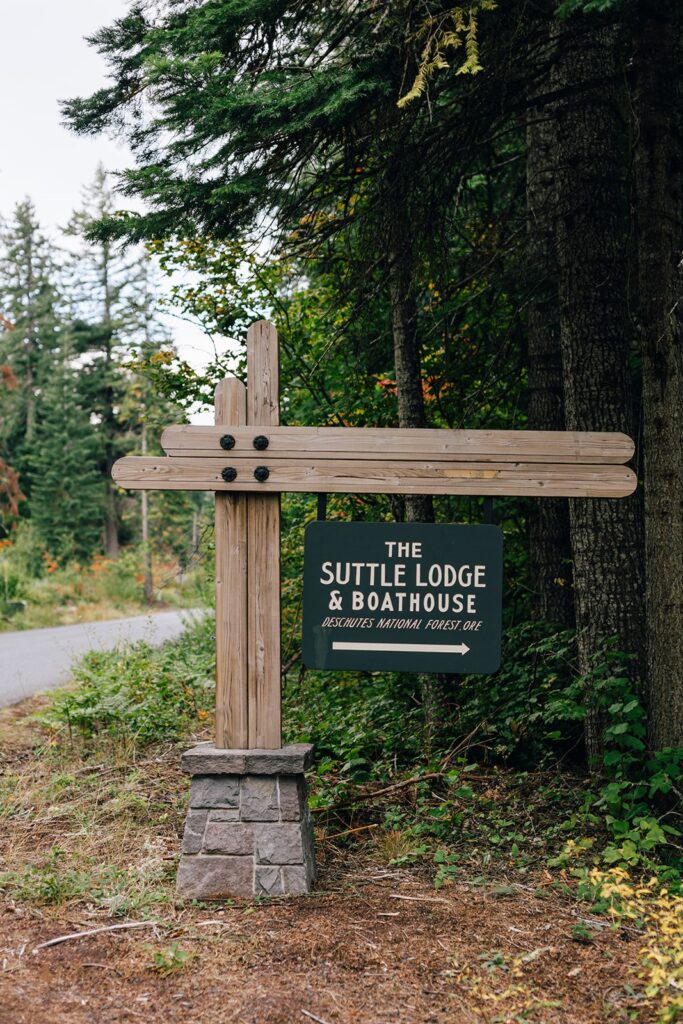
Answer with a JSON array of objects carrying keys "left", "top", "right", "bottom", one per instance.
[
  {"left": 570, "top": 922, "right": 594, "bottom": 945},
  {"left": 38, "top": 615, "right": 215, "bottom": 747},
  {"left": 150, "top": 942, "right": 194, "bottom": 977}
]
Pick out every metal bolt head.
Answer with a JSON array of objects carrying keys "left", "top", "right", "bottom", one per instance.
[
  {"left": 220, "top": 434, "right": 236, "bottom": 450},
  {"left": 221, "top": 467, "right": 237, "bottom": 482},
  {"left": 254, "top": 466, "right": 270, "bottom": 482},
  {"left": 253, "top": 435, "right": 269, "bottom": 451}
]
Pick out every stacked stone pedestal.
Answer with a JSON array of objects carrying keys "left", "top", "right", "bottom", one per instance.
[{"left": 176, "top": 743, "right": 315, "bottom": 899}]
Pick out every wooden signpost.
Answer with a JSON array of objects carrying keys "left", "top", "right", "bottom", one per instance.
[{"left": 112, "top": 320, "right": 637, "bottom": 899}]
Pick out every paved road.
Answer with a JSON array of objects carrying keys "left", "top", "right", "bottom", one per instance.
[{"left": 0, "top": 609, "right": 204, "bottom": 708}]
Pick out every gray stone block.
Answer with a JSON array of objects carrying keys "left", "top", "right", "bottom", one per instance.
[
  {"left": 203, "top": 822, "right": 254, "bottom": 856},
  {"left": 176, "top": 855, "right": 254, "bottom": 899},
  {"left": 181, "top": 810, "right": 207, "bottom": 854},
  {"left": 240, "top": 775, "right": 279, "bottom": 821},
  {"left": 278, "top": 777, "right": 302, "bottom": 821},
  {"left": 189, "top": 775, "right": 239, "bottom": 809},
  {"left": 244, "top": 744, "right": 314, "bottom": 775},
  {"left": 255, "top": 823, "right": 304, "bottom": 865},
  {"left": 281, "top": 865, "right": 310, "bottom": 894},
  {"left": 182, "top": 744, "right": 314, "bottom": 776},
  {"left": 255, "top": 867, "right": 283, "bottom": 896},
  {"left": 182, "top": 746, "right": 247, "bottom": 775},
  {"left": 208, "top": 809, "right": 239, "bottom": 822}
]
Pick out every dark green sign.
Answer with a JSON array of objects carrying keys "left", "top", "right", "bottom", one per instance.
[{"left": 302, "top": 522, "right": 503, "bottom": 674}]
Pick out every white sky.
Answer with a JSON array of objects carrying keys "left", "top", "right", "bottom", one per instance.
[{"left": 0, "top": 0, "right": 220, "bottom": 416}]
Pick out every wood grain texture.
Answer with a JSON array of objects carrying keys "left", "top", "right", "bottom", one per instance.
[
  {"left": 214, "top": 378, "right": 248, "bottom": 749},
  {"left": 112, "top": 456, "right": 638, "bottom": 498},
  {"left": 246, "top": 321, "right": 281, "bottom": 749},
  {"left": 161, "top": 424, "right": 635, "bottom": 465}
]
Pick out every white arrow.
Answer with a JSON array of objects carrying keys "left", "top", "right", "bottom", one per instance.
[{"left": 332, "top": 641, "right": 471, "bottom": 655}]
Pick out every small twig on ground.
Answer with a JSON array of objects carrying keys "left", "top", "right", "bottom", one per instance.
[
  {"left": 311, "top": 772, "right": 444, "bottom": 815},
  {"left": 312, "top": 725, "right": 487, "bottom": 815},
  {"left": 317, "top": 823, "right": 379, "bottom": 842},
  {"left": 301, "top": 1010, "right": 333, "bottom": 1024},
  {"left": 389, "top": 894, "right": 451, "bottom": 906},
  {"left": 32, "top": 921, "right": 158, "bottom": 953}
]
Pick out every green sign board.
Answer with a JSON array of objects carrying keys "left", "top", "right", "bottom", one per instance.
[{"left": 303, "top": 522, "right": 503, "bottom": 674}]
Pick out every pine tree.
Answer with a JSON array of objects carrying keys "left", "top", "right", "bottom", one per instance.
[
  {"left": 66, "top": 166, "right": 153, "bottom": 557},
  {"left": 30, "top": 343, "right": 104, "bottom": 563},
  {"left": 0, "top": 201, "right": 63, "bottom": 502}
]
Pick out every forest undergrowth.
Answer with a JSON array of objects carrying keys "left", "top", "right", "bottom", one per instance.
[
  {"left": 1, "top": 617, "right": 681, "bottom": 1022},
  {"left": 0, "top": 525, "right": 208, "bottom": 632}
]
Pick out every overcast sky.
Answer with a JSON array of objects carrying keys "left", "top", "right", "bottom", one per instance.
[{"left": 0, "top": 0, "right": 217, "bottom": 397}]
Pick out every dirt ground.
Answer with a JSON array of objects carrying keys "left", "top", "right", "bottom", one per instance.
[
  {"left": 1, "top": 859, "right": 650, "bottom": 1024},
  {"left": 0, "top": 697, "right": 653, "bottom": 1024}
]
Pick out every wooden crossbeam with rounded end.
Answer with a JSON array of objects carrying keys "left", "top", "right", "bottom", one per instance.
[
  {"left": 112, "top": 456, "right": 637, "bottom": 498},
  {"left": 161, "top": 425, "right": 635, "bottom": 465}
]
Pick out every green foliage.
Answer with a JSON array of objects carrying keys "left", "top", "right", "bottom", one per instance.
[
  {"left": 150, "top": 943, "right": 194, "bottom": 976},
  {"left": 39, "top": 615, "right": 215, "bottom": 746},
  {"left": 29, "top": 357, "right": 104, "bottom": 562}
]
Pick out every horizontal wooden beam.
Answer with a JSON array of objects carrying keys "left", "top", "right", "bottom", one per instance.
[
  {"left": 113, "top": 456, "right": 637, "bottom": 498},
  {"left": 161, "top": 425, "right": 634, "bottom": 465}
]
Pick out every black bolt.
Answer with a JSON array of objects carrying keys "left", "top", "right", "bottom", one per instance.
[
  {"left": 220, "top": 434, "right": 236, "bottom": 450},
  {"left": 254, "top": 466, "right": 270, "bottom": 482},
  {"left": 253, "top": 435, "right": 269, "bottom": 451},
  {"left": 221, "top": 467, "right": 237, "bottom": 482}
]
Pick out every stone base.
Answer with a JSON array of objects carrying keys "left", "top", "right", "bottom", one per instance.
[{"left": 176, "top": 743, "right": 316, "bottom": 899}]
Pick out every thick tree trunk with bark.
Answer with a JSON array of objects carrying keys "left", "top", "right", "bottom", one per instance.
[
  {"left": 386, "top": 197, "right": 434, "bottom": 526},
  {"left": 633, "top": 0, "right": 683, "bottom": 750},
  {"left": 141, "top": 425, "right": 154, "bottom": 604},
  {"left": 385, "top": 165, "right": 443, "bottom": 747},
  {"left": 526, "top": 17, "right": 574, "bottom": 628},
  {"left": 553, "top": 15, "right": 645, "bottom": 763},
  {"left": 102, "top": 247, "right": 119, "bottom": 559}
]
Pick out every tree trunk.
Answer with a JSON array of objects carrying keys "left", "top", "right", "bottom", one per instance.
[
  {"left": 526, "top": 15, "right": 574, "bottom": 628},
  {"left": 141, "top": 425, "right": 154, "bottom": 604},
  {"left": 553, "top": 14, "right": 646, "bottom": 764},
  {"left": 386, "top": 166, "right": 443, "bottom": 750},
  {"left": 387, "top": 171, "right": 436, "bottom": 524},
  {"left": 102, "top": 244, "right": 119, "bottom": 559},
  {"left": 633, "top": 0, "right": 683, "bottom": 750}
]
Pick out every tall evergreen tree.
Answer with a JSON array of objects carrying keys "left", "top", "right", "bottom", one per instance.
[
  {"left": 631, "top": 0, "right": 683, "bottom": 750},
  {"left": 0, "top": 201, "right": 62, "bottom": 501},
  {"left": 29, "top": 342, "right": 104, "bottom": 562},
  {"left": 66, "top": 166, "right": 151, "bottom": 557},
  {"left": 553, "top": 11, "right": 645, "bottom": 760},
  {"left": 525, "top": 11, "right": 574, "bottom": 628}
]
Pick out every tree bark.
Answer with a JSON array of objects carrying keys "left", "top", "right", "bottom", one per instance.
[
  {"left": 553, "top": 13, "right": 645, "bottom": 763},
  {"left": 102, "top": 243, "right": 119, "bottom": 559},
  {"left": 387, "top": 166, "right": 436, "bottom": 524},
  {"left": 633, "top": 0, "right": 683, "bottom": 750},
  {"left": 526, "top": 14, "right": 574, "bottom": 628},
  {"left": 141, "top": 425, "right": 154, "bottom": 604},
  {"left": 385, "top": 163, "right": 444, "bottom": 749}
]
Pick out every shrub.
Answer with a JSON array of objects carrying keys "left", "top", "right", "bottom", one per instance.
[{"left": 39, "top": 614, "right": 215, "bottom": 747}]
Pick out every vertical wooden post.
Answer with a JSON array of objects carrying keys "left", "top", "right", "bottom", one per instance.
[
  {"left": 246, "top": 321, "right": 282, "bottom": 748},
  {"left": 214, "top": 377, "right": 249, "bottom": 748}
]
